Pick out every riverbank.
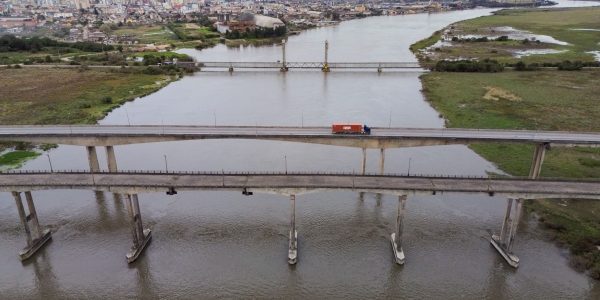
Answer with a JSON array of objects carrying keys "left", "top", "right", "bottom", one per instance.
[
  {"left": 0, "top": 67, "right": 178, "bottom": 165},
  {"left": 412, "top": 7, "right": 600, "bottom": 65},
  {"left": 414, "top": 7, "right": 600, "bottom": 279}
]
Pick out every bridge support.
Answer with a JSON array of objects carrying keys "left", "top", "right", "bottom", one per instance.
[
  {"left": 106, "top": 146, "right": 118, "bottom": 172},
  {"left": 86, "top": 146, "right": 100, "bottom": 172},
  {"left": 359, "top": 148, "right": 366, "bottom": 200},
  {"left": 529, "top": 143, "right": 548, "bottom": 179},
  {"left": 280, "top": 40, "right": 288, "bottom": 72},
  {"left": 288, "top": 194, "right": 298, "bottom": 265},
  {"left": 12, "top": 191, "right": 52, "bottom": 261},
  {"left": 491, "top": 198, "right": 523, "bottom": 268},
  {"left": 377, "top": 63, "right": 383, "bottom": 73},
  {"left": 322, "top": 40, "right": 330, "bottom": 72},
  {"left": 228, "top": 65, "right": 234, "bottom": 72},
  {"left": 125, "top": 194, "right": 151, "bottom": 263},
  {"left": 391, "top": 195, "right": 407, "bottom": 265},
  {"left": 379, "top": 148, "right": 385, "bottom": 175}
]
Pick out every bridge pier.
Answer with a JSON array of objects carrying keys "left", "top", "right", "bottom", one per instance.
[
  {"left": 12, "top": 191, "right": 52, "bottom": 261},
  {"left": 377, "top": 64, "right": 383, "bottom": 73},
  {"left": 280, "top": 40, "right": 288, "bottom": 72},
  {"left": 359, "top": 148, "right": 366, "bottom": 200},
  {"left": 379, "top": 148, "right": 385, "bottom": 175},
  {"left": 391, "top": 195, "right": 407, "bottom": 264},
  {"left": 228, "top": 65, "right": 234, "bottom": 72},
  {"left": 529, "top": 143, "right": 548, "bottom": 179},
  {"left": 106, "top": 146, "right": 118, "bottom": 172},
  {"left": 288, "top": 194, "right": 298, "bottom": 265},
  {"left": 86, "top": 146, "right": 100, "bottom": 172},
  {"left": 322, "top": 40, "right": 330, "bottom": 72},
  {"left": 491, "top": 198, "right": 523, "bottom": 268},
  {"left": 125, "top": 194, "right": 151, "bottom": 263}
]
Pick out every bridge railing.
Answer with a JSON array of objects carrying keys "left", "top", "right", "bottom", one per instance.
[
  {"left": 2, "top": 169, "right": 599, "bottom": 182},
  {"left": 197, "top": 62, "right": 423, "bottom": 69}
]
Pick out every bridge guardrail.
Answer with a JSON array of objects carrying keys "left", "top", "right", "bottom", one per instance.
[{"left": 1, "top": 169, "right": 599, "bottom": 182}]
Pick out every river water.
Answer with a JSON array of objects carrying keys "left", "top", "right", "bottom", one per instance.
[{"left": 2, "top": 1, "right": 600, "bottom": 299}]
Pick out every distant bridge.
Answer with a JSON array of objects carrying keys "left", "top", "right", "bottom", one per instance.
[
  {"left": 195, "top": 40, "right": 423, "bottom": 72},
  {"left": 196, "top": 61, "right": 423, "bottom": 71}
]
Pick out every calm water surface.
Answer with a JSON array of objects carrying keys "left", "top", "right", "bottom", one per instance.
[{"left": 2, "top": 2, "right": 600, "bottom": 298}]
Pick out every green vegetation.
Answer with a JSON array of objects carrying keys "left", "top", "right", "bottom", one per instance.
[
  {"left": 224, "top": 26, "right": 286, "bottom": 39},
  {"left": 410, "top": 30, "right": 442, "bottom": 53},
  {"left": 0, "top": 35, "right": 110, "bottom": 64},
  {"left": 413, "top": 7, "right": 600, "bottom": 64},
  {"left": 0, "top": 150, "right": 40, "bottom": 168},
  {"left": 433, "top": 59, "right": 504, "bottom": 72},
  {"left": 112, "top": 25, "right": 179, "bottom": 45},
  {"left": 168, "top": 23, "right": 220, "bottom": 41},
  {"left": 0, "top": 67, "right": 175, "bottom": 125},
  {"left": 420, "top": 69, "right": 600, "bottom": 278}
]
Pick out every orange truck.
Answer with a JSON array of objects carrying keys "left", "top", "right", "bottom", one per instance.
[{"left": 331, "top": 123, "right": 371, "bottom": 134}]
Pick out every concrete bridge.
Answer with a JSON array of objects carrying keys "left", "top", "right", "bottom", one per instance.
[
  {"left": 4, "top": 170, "right": 600, "bottom": 267},
  {"left": 3, "top": 125, "right": 600, "bottom": 267}
]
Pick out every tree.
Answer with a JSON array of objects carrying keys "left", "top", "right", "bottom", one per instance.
[{"left": 99, "top": 23, "right": 113, "bottom": 35}]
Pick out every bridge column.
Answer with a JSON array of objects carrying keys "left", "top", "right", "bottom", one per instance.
[
  {"left": 288, "top": 194, "right": 298, "bottom": 265},
  {"left": 359, "top": 148, "right": 367, "bottom": 200},
  {"left": 125, "top": 194, "right": 151, "bottom": 263},
  {"left": 377, "top": 63, "right": 382, "bottom": 73},
  {"left": 321, "top": 40, "right": 330, "bottom": 72},
  {"left": 529, "top": 143, "right": 548, "bottom": 179},
  {"left": 379, "top": 148, "right": 385, "bottom": 175},
  {"left": 391, "top": 195, "right": 407, "bottom": 264},
  {"left": 228, "top": 64, "right": 234, "bottom": 72},
  {"left": 12, "top": 191, "right": 52, "bottom": 261},
  {"left": 280, "top": 40, "right": 288, "bottom": 72},
  {"left": 106, "top": 146, "right": 118, "bottom": 172},
  {"left": 491, "top": 198, "right": 523, "bottom": 268},
  {"left": 86, "top": 146, "right": 100, "bottom": 172}
]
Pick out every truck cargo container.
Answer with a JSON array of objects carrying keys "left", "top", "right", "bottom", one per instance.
[{"left": 331, "top": 123, "right": 371, "bottom": 134}]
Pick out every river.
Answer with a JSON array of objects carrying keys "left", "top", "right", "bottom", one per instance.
[{"left": 2, "top": 1, "right": 600, "bottom": 298}]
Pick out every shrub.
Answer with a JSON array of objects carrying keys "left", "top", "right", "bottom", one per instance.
[
  {"left": 433, "top": 59, "right": 504, "bottom": 73},
  {"left": 101, "top": 96, "right": 113, "bottom": 104}
]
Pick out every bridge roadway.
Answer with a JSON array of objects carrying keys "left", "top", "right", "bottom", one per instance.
[
  {"left": 1, "top": 125, "right": 600, "bottom": 148},
  {"left": 2, "top": 171, "right": 600, "bottom": 199},
  {"left": 197, "top": 61, "right": 423, "bottom": 70}
]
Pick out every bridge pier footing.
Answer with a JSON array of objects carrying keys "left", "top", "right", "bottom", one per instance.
[
  {"left": 12, "top": 191, "right": 52, "bottom": 261},
  {"left": 391, "top": 195, "right": 407, "bottom": 265},
  {"left": 288, "top": 194, "right": 298, "bottom": 265},
  {"left": 86, "top": 146, "right": 100, "bottom": 172},
  {"left": 491, "top": 198, "right": 523, "bottom": 268},
  {"left": 125, "top": 194, "right": 151, "bottom": 263}
]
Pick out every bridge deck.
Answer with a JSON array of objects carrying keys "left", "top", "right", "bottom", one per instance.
[
  {"left": 0, "top": 125, "right": 599, "bottom": 147},
  {"left": 198, "top": 62, "right": 423, "bottom": 69},
  {"left": 1, "top": 171, "right": 599, "bottom": 199}
]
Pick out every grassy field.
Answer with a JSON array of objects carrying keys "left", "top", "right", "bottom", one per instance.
[
  {"left": 413, "top": 7, "right": 600, "bottom": 64},
  {"left": 0, "top": 67, "right": 174, "bottom": 125},
  {"left": 113, "top": 25, "right": 180, "bottom": 45},
  {"left": 420, "top": 70, "right": 600, "bottom": 278}
]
